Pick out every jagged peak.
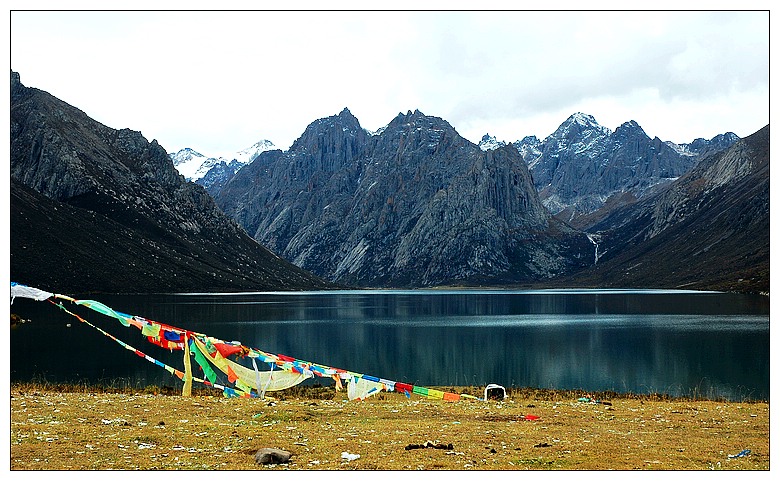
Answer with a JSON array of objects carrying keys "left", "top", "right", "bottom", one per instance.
[
  {"left": 387, "top": 109, "right": 453, "bottom": 129},
  {"left": 478, "top": 133, "right": 506, "bottom": 151},
  {"left": 618, "top": 119, "right": 641, "bottom": 129},
  {"left": 244, "top": 139, "right": 275, "bottom": 150},
  {"left": 395, "top": 108, "right": 426, "bottom": 120},
  {"left": 169, "top": 148, "right": 206, "bottom": 167},
  {"left": 298, "top": 108, "right": 362, "bottom": 136},
  {"left": 336, "top": 107, "right": 359, "bottom": 122},
  {"left": 515, "top": 135, "right": 540, "bottom": 145},
  {"left": 546, "top": 112, "right": 612, "bottom": 142},
  {"left": 567, "top": 112, "right": 600, "bottom": 127},
  {"left": 712, "top": 132, "right": 740, "bottom": 143},
  {"left": 614, "top": 120, "right": 648, "bottom": 138}
]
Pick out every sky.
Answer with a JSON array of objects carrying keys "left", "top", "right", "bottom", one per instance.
[{"left": 8, "top": 5, "right": 771, "bottom": 158}]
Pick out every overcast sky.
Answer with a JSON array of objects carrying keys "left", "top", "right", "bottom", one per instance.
[{"left": 9, "top": 7, "right": 770, "bottom": 158}]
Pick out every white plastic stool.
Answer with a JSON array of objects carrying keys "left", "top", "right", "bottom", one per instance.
[{"left": 484, "top": 383, "right": 507, "bottom": 401}]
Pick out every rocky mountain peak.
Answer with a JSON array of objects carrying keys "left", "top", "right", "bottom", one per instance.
[
  {"left": 570, "top": 112, "right": 599, "bottom": 125},
  {"left": 547, "top": 112, "right": 611, "bottom": 146},
  {"left": 512, "top": 136, "right": 543, "bottom": 167},
  {"left": 613, "top": 120, "right": 648, "bottom": 141},
  {"left": 215, "top": 108, "right": 591, "bottom": 287},
  {"left": 478, "top": 133, "right": 506, "bottom": 151},
  {"left": 564, "top": 112, "right": 607, "bottom": 130},
  {"left": 289, "top": 107, "right": 365, "bottom": 153},
  {"left": 11, "top": 71, "right": 24, "bottom": 102},
  {"left": 335, "top": 107, "right": 360, "bottom": 125},
  {"left": 386, "top": 109, "right": 452, "bottom": 132},
  {"left": 305, "top": 107, "right": 361, "bottom": 134},
  {"left": 688, "top": 132, "right": 740, "bottom": 152},
  {"left": 615, "top": 119, "right": 644, "bottom": 133},
  {"left": 244, "top": 139, "right": 276, "bottom": 152},
  {"left": 171, "top": 147, "right": 206, "bottom": 165}
]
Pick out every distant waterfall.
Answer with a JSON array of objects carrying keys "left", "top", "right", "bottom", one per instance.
[{"left": 586, "top": 233, "right": 602, "bottom": 265}]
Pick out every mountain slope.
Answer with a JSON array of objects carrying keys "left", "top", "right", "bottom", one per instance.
[
  {"left": 10, "top": 71, "right": 331, "bottom": 293},
  {"left": 565, "top": 125, "right": 769, "bottom": 293},
  {"left": 215, "top": 109, "right": 593, "bottom": 287}
]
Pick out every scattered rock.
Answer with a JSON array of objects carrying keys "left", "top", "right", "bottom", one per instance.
[
  {"left": 534, "top": 442, "right": 552, "bottom": 448},
  {"left": 254, "top": 448, "right": 292, "bottom": 465}
]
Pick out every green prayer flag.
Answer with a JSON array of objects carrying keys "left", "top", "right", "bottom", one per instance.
[
  {"left": 75, "top": 300, "right": 130, "bottom": 327},
  {"left": 235, "top": 378, "right": 253, "bottom": 394},
  {"left": 412, "top": 386, "right": 429, "bottom": 397},
  {"left": 141, "top": 323, "right": 161, "bottom": 338},
  {"left": 190, "top": 340, "right": 218, "bottom": 384}
]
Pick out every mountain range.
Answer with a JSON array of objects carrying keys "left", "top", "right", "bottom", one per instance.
[
  {"left": 192, "top": 112, "right": 739, "bottom": 233},
  {"left": 214, "top": 108, "right": 593, "bottom": 287},
  {"left": 9, "top": 70, "right": 769, "bottom": 293},
  {"left": 510, "top": 113, "right": 739, "bottom": 228}
]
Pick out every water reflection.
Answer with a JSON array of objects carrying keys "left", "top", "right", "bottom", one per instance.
[{"left": 10, "top": 290, "right": 769, "bottom": 400}]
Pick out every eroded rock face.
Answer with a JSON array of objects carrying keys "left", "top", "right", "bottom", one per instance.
[
  {"left": 216, "top": 109, "right": 592, "bottom": 287},
  {"left": 10, "top": 71, "right": 330, "bottom": 293}
]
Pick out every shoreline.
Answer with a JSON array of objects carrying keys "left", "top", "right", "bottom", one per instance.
[{"left": 7, "top": 381, "right": 770, "bottom": 404}]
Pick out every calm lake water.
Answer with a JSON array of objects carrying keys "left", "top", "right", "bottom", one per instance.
[{"left": 9, "top": 289, "right": 770, "bottom": 401}]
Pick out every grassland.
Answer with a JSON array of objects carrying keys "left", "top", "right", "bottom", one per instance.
[{"left": 9, "top": 383, "right": 769, "bottom": 471}]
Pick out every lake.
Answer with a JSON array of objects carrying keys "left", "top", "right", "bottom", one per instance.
[{"left": 9, "top": 289, "right": 770, "bottom": 401}]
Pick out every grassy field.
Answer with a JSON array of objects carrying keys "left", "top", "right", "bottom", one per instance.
[{"left": 9, "top": 383, "right": 769, "bottom": 471}]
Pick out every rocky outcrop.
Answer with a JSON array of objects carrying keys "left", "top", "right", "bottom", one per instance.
[
  {"left": 216, "top": 109, "right": 592, "bottom": 287},
  {"left": 10, "top": 71, "right": 331, "bottom": 293}
]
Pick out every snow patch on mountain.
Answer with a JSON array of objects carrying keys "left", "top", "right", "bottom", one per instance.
[
  {"left": 664, "top": 141, "right": 697, "bottom": 157},
  {"left": 170, "top": 140, "right": 276, "bottom": 181},
  {"left": 478, "top": 133, "right": 506, "bottom": 151},
  {"left": 170, "top": 148, "right": 208, "bottom": 180}
]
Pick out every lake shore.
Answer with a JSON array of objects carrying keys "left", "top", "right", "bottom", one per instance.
[{"left": 10, "top": 383, "right": 769, "bottom": 471}]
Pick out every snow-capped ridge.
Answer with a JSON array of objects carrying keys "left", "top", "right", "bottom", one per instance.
[
  {"left": 170, "top": 139, "right": 276, "bottom": 181},
  {"left": 478, "top": 133, "right": 506, "bottom": 151}
]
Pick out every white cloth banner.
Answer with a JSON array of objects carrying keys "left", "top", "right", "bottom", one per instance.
[
  {"left": 10, "top": 283, "right": 54, "bottom": 303},
  {"left": 347, "top": 376, "right": 385, "bottom": 401}
]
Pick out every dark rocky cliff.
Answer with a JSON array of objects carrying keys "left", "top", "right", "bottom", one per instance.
[
  {"left": 216, "top": 109, "right": 593, "bottom": 287},
  {"left": 10, "top": 71, "right": 332, "bottom": 293}
]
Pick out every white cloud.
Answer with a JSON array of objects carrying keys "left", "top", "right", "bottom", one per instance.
[{"left": 10, "top": 9, "right": 769, "bottom": 155}]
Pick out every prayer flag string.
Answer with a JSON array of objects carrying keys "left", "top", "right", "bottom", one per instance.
[{"left": 12, "top": 283, "right": 475, "bottom": 402}]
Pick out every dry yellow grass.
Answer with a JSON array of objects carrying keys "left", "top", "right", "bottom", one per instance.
[{"left": 10, "top": 384, "right": 768, "bottom": 471}]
